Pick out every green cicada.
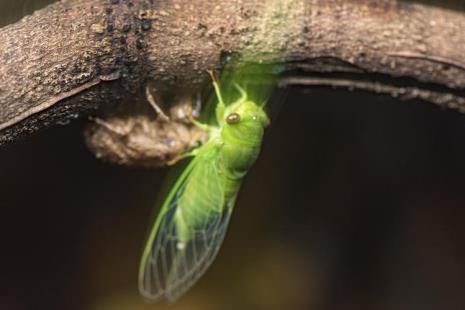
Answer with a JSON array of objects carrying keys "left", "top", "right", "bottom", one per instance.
[{"left": 138, "top": 70, "right": 273, "bottom": 302}]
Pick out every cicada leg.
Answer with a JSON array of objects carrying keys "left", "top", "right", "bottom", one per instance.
[
  {"left": 90, "top": 117, "right": 127, "bottom": 137},
  {"left": 208, "top": 69, "right": 226, "bottom": 121},
  {"left": 145, "top": 85, "right": 170, "bottom": 122},
  {"left": 234, "top": 83, "right": 247, "bottom": 102}
]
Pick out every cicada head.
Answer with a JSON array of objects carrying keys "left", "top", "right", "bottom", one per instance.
[{"left": 219, "top": 99, "right": 269, "bottom": 173}]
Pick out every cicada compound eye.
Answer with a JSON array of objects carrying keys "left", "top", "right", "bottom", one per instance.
[{"left": 226, "top": 112, "right": 241, "bottom": 124}]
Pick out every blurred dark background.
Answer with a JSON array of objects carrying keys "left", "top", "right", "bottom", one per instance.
[{"left": 1, "top": 1, "right": 465, "bottom": 310}]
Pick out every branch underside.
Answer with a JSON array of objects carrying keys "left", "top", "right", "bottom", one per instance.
[{"left": 0, "top": 0, "right": 465, "bottom": 146}]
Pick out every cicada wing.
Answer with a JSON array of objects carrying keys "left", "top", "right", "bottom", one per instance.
[
  {"left": 139, "top": 156, "right": 238, "bottom": 302},
  {"left": 138, "top": 158, "right": 197, "bottom": 302},
  {"left": 165, "top": 202, "right": 234, "bottom": 301}
]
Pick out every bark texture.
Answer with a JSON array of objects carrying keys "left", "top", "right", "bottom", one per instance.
[{"left": 1, "top": 0, "right": 465, "bottom": 145}]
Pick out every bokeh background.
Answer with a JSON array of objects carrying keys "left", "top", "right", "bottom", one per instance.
[{"left": 1, "top": 1, "right": 465, "bottom": 310}]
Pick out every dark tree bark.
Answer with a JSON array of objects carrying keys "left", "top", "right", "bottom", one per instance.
[{"left": 1, "top": 0, "right": 465, "bottom": 145}]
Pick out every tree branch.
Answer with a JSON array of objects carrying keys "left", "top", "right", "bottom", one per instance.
[{"left": 1, "top": 0, "right": 465, "bottom": 145}]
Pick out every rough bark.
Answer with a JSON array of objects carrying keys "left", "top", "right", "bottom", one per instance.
[{"left": 1, "top": 0, "right": 465, "bottom": 145}]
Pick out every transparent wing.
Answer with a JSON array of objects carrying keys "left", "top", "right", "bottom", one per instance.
[
  {"left": 166, "top": 203, "right": 233, "bottom": 301},
  {"left": 139, "top": 156, "right": 238, "bottom": 302}
]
